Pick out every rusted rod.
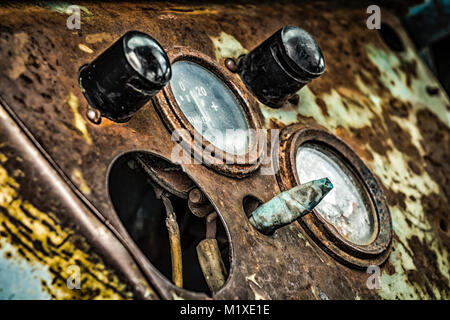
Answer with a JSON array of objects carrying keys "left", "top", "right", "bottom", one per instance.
[
  {"left": 161, "top": 194, "right": 183, "bottom": 288},
  {"left": 197, "top": 239, "right": 227, "bottom": 293},
  {"left": 197, "top": 211, "right": 227, "bottom": 292},
  {"left": 206, "top": 212, "right": 218, "bottom": 239}
]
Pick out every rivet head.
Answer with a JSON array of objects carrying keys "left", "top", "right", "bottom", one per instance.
[
  {"left": 86, "top": 107, "right": 102, "bottom": 125},
  {"left": 224, "top": 58, "right": 238, "bottom": 73}
]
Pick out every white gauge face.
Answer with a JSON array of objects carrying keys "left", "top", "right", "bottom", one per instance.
[
  {"left": 295, "top": 143, "right": 375, "bottom": 245},
  {"left": 171, "top": 61, "right": 250, "bottom": 155}
]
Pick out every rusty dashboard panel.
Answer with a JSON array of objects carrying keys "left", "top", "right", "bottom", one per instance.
[{"left": 0, "top": 1, "right": 448, "bottom": 300}]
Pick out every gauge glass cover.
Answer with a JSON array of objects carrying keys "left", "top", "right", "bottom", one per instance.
[
  {"left": 171, "top": 61, "right": 250, "bottom": 155},
  {"left": 296, "top": 143, "right": 375, "bottom": 245}
]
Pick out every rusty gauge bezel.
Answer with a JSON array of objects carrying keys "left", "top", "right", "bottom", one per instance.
[
  {"left": 277, "top": 124, "right": 392, "bottom": 268},
  {"left": 154, "top": 47, "right": 262, "bottom": 178}
]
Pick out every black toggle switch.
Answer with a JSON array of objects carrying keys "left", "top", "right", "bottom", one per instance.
[
  {"left": 238, "top": 26, "right": 325, "bottom": 108},
  {"left": 79, "top": 31, "right": 171, "bottom": 122}
]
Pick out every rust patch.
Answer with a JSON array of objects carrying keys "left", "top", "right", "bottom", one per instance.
[
  {"left": 406, "top": 235, "right": 449, "bottom": 298},
  {"left": 335, "top": 126, "right": 374, "bottom": 162},
  {"left": 269, "top": 118, "right": 285, "bottom": 129},
  {"left": 416, "top": 109, "right": 450, "bottom": 251},
  {"left": 384, "top": 187, "right": 407, "bottom": 211},
  {"left": 388, "top": 97, "right": 412, "bottom": 118},
  {"left": 397, "top": 58, "right": 418, "bottom": 88},
  {"left": 384, "top": 112, "right": 421, "bottom": 163},
  {"left": 315, "top": 97, "right": 329, "bottom": 117},
  {"left": 85, "top": 32, "right": 115, "bottom": 44},
  {"left": 350, "top": 116, "right": 391, "bottom": 156},
  {"left": 307, "top": 12, "right": 387, "bottom": 98}
]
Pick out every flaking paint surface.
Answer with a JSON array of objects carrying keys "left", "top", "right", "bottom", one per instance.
[{"left": 211, "top": 28, "right": 450, "bottom": 299}]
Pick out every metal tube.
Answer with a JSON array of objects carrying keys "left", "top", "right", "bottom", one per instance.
[{"left": 161, "top": 195, "right": 183, "bottom": 288}]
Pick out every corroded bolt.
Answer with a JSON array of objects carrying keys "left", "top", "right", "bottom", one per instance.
[
  {"left": 249, "top": 177, "right": 333, "bottom": 235},
  {"left": 189, "top": 188, "right": 207, "bottom": 205},
  {"left": 86, "top": 107, "right": 102, "bottom": 124},
  {"left": 224, "top": 57, "right": 238, "bottom": 73}
]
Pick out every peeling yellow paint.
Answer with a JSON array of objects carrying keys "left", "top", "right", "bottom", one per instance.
[
  {"left": 0, "top": 162, "right": 132, "bottom": 299},
  {"left": 78, "top": 44, "right": 94, "bottom": 54},
  {"left": 0, "top": 153, "right": 8, "bottom": 163},
  {"left": 12, "top": 169, "right": 24, "bottom": 178},
  {"left": 85, "top": 32, "right": 114, "bottom": 44},
  {"left": 71, "top": 168, "right": 91, "bottom": 195},
  {"left": 66, "top": 92, "right": 92, "bottom": 144}
]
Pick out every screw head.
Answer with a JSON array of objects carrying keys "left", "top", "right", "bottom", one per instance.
[
  {"left": 224, "top": 58, "right": 238, "bottom": 73},
  {"left": 86, "top": 107, "right": 102, "bottom": 125}
]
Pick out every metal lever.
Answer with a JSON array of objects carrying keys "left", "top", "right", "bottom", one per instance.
[{"left": 248, "top": 177, "right": 333, "bottom": 235}]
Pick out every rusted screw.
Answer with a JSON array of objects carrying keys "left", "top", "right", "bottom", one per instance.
[
  {"left": 189, "top": 188, "right": 206, "bottom": 205},
  {"left": 224, "top": 57, "right": 238, "bottom": 73},
  {"left": 86, "top": 107, "right": 102, "bottom": 125}
]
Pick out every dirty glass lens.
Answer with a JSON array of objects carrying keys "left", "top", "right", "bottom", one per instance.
[
  {"left": 124, "top": 32, "right": 171, "bottom": 84},
  {"left": 295, "top": 143, "right": 375, "bottom": 245},
  {"left": 171, "top": 61, "right": 249, "bottom": 155}
]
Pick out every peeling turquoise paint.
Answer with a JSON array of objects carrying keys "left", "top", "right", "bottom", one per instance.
[
  {"left": 0, "top": 240, "right": 52, "bottom": 300},
  {"left": 210, "top": 30, "right": 450, "bottom": 299},
  {"left": 249, "top": 178, "right": 333, "bottom": 235}
]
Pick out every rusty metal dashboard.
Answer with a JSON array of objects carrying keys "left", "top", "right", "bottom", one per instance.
[{"left": 0, "top": 1, "right": 448, "bottom": 301}]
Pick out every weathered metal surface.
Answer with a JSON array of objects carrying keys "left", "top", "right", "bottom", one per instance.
[
  {"left": 0, "top": 100, "right": 157, "bottom": 299},
  {"left": 134, "top": 153, "right": 195, "bottom": 199},
  {"left": 0, "top": 1, "right": 447, "bottom": 300}
]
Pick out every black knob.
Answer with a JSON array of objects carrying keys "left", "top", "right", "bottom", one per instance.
[
  {"left": 79, "top": 31, "right": 171, "bottom": 122},
  {"left": 238, "top": 26, "right": 325, "bottom": 108}
]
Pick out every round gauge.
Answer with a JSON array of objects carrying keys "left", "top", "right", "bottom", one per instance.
[
  {"left": 276, "top": 125, "right": 392, "bottom": 268},
  {"left": 154, "top": 48, "right": 262, "bottom": 177},
  {"left": 170, "top": 61, "right": 250, "bottom": 155},
  {"left": 295, "top": 143, "right": 376, "bottom": 245}
]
